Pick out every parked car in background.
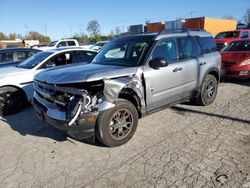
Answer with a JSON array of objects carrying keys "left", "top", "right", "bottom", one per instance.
[
  {"left": 35, "top": 39, "right": 80, "bottom": 51},
  {"left": 214, "top": 29, "right": 250, "bottom": 51},
  {"left": 0, "top": 48, "right": 97, "bottom": 115},
  {"left": 0, "top": 48, "right": 40, "bottom": 68},
  {"left": 80, "top": 42, "right": 96, "bottom": 49},
  {"left": 33, "top": 29, "right": 220, "bottom": 147},
  {"left": 90, "top": 41, "right": 109, "bottom": 51},
  {"left": 221, "top": 39, "right": 250, "bottom": 79}
]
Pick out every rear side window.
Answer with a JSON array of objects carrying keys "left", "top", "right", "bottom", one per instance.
[
  {"left": 67, "top": 41, "right": 76, "bottom": 46},
  {"left": 0, "top": 52, "right": 13, "bottom": 63},
  {"left": 197, "top": 37, "right": 217, "bottom": 54},
  {"left": 177, "top": 37, "right": 201, "bottom": 59},
  {"left": 152, "top": 39, "right": 178, "bottom": 63},
  {"left": 222, "top": 41, "right": 250, "bottom": 52},
  {"left": 78, "top": 51, "right": 97, "bottom": 63}
]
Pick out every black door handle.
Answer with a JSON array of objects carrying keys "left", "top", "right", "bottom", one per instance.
[
  {"left": 173, "top": 67, "right": 182, "bottom": 72},
  {"left": 200, "top": 62, "right": 207, "bottom": 66}
]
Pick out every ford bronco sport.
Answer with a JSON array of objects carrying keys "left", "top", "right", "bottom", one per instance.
[{"left": 33, "top": 29, "right": 221, "bottom": 147}]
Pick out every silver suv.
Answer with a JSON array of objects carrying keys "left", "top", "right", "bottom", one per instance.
[{"left": 33, "top": 29, "right": 221, "bottom": 147}]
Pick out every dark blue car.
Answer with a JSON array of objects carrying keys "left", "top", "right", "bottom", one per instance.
[{"left": 0, "top": 48, "right": 40, "bottom": 68}]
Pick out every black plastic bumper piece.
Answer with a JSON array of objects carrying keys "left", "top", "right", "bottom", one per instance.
[{"left": 32, "top": 99, "right": 98, "bottom": 140}]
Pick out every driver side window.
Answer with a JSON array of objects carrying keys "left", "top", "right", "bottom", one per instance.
[
  {"left": 42, "top": 52, "right": 73, "bottom": 69},
  {"left": 152, "top": 39, "right": 177, "bottom": 63}
]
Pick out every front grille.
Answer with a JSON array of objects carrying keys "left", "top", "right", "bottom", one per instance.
[
  {"left": 34, "top": 80, "right": 88, "bottom": 111},
  {"left": 34, "top": 81, "right": 70, "bottom": 110}
]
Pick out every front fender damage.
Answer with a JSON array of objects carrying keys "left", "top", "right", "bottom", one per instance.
[{"left": 103, "top": 71, "right": 146, "bottom": 115}]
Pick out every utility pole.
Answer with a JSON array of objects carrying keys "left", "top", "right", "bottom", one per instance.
[
  {"left": 189, "top": 11, "right": 195, "bottom": 18},
  {"left": 69, "top": 25, "right": 72, "bottom": 38},
  {"left": 44, "top": 24, "right": 47, "bottom": 36},
  {"left": 25, "top": 24, "right": 28, "bottom": 38}
]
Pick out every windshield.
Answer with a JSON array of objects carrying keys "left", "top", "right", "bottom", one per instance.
[
  {"left": 215, "top": 31, "right": 240, "bottom": 39},
  {"left": 17, "top": 51, "right": 52, "bottom": 69},
  {"left": 222, "top": 41, "right": 250, "bottom": 52},
  {"left": 48, "top": 41, "right": 57, "bottom": 47},
  {"left": 92, "top": 40, "right": 149, "bottom": 67}
]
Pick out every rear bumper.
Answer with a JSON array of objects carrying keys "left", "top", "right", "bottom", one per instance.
[{"left": 32, "top": 92, "right": 98, "bottom": 140}]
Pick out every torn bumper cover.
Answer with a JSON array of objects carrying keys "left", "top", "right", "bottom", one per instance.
[{"left": 32, "top": 80, "right": 115, "bottom": 140}]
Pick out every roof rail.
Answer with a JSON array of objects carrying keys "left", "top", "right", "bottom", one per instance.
[{"left": 158, "top": 28, "right": 206, "bottom": 36}]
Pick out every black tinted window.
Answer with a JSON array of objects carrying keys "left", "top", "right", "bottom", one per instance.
[
  {"left": 67, "top": 41, "right": 76, "bottom": 46},
  {"left": 197, "top": 37, "right": 217, "bottom": 53},
  {"left": 0, "top": 52, "right": 13, "bottom": 63},
  {"left": 241, "top": 32, "right": 249, "bottom": 38},
  {"left": 222, "top": 41, "right": 250, "bottom": 52},
  {"left": 48, "top": 52, "right": 74, "bottom": 67},
  {"left": 57, "top": 42, "right": 67, "bottom": 47},
  {"left": 177, "top": 37, "right": 200, "bottom": 59},
  {"left": 152, "top": 39, "right": 177, "bottom": 63},
  {"left": 78, "top": 51, "right": 97, "bottom": 63}
]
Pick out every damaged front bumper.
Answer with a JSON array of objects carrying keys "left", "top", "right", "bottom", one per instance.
[{"left": 32, "top": 80, "right": 115, "bottom": 140}]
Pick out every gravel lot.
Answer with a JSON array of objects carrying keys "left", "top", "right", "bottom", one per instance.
[{"left": 0, "top": 80, "right": 249, "bottom": 188}]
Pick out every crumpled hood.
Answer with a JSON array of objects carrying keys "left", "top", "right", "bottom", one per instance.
[{"left": 35, "top": 63, "right": 138, "bottom": 84}]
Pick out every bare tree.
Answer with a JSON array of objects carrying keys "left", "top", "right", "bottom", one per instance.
[
  {"left": 8, "top": 33, "right": 17, "bottom": 40},
  {"left": 115, "top": 26, "right": 121, "bottom": 34},
  {"left": 243, "top": 8, "right": 250, "bottom": 27},
  {"left": 87, "top": 20, "right": 100, "bottom": 37},
  {"left": 0, "top": 32, "right": 7, "bottom": 40}
]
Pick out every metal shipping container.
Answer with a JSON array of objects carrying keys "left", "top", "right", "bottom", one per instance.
[
  {"left": 147, "top": 22, "right": 165, "bottom": 33},
  {"left": 184, "top": 17, "right": 237, "bottom": 36}
]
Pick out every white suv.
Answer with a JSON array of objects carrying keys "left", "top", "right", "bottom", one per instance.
[{"left": 36, "top": 39, "right": 80, "bottom": 51}]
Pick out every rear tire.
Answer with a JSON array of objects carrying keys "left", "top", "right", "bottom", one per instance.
[
  {"left": 96, "top": 99, "right": 138, "bottom": 147},
  {"left": 196, "top": 74, "right": 218, "bottom": 106},
  {"left": 0, "top": 87, "right": 27, "bottom": 116}
]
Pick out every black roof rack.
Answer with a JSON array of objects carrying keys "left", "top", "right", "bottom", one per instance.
[{"left": 158, "top": 28, "right": 206, "bottom": 36}]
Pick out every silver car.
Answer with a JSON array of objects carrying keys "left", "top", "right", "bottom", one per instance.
[{"left": 33, "top": 29, "right": 221, "bottom": 147}]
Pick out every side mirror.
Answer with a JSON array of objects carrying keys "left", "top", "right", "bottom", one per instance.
[{"left": 149, "top": 58, "right": 168, "bottom": 69}]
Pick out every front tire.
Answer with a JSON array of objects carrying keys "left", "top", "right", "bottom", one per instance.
[
  {"left": 96, "top": 99, "right": 138, "bottom": 147},
  {"left": 0, "top": 87, "right": 26, "bottom": 116},
  {"left": 196, "top": 74, "right": 218, "bottom": 106}
]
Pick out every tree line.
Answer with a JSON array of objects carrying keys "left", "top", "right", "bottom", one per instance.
[
  {"left": 1, "top": 8, "right": 249, "bottom": 44},
  {"left": 0, "top": 31, "right": 51, "bottom": 43}
]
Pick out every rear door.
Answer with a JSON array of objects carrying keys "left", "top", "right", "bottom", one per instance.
[{"left": 176, "top": 37, "right": 200, "bottom": 98}]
